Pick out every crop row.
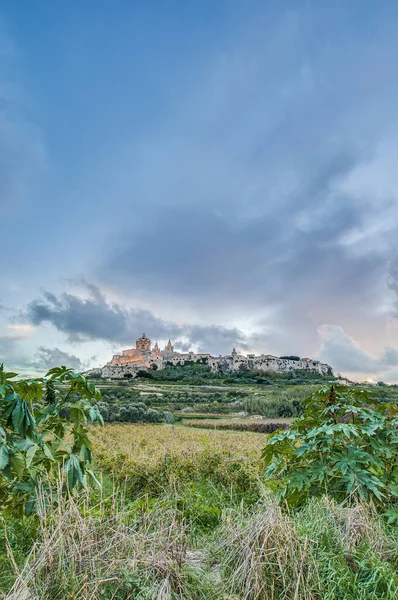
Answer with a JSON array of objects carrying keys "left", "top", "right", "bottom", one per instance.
[{"left": 182, "top": 418, "right": 290, "bottom": 433}]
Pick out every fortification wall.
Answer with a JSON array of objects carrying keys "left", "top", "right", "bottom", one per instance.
[{"left": 208, "top": 355, "right": 330, "bottom": 375}]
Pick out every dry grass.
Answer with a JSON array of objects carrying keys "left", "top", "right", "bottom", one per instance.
[
  {"left": 4, "top": 486, "right": 398, "bottom": 600},
  {"left": 214, "top": 496, "right": 398, "bottom": 600},
  {"left": 5, "top": 483, "right": 202, "bottom": 600},
  {"left": 91, "top": 424, "right": 264, "bottom": 493}
]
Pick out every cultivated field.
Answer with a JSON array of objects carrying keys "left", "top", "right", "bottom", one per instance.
[{"left": 91, "top": 423, "right": 265, "bottom": 494}]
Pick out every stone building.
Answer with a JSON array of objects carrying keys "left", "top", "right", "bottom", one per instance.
[{"left": 97, "top": 333, "right": 333, "bottom": 379}]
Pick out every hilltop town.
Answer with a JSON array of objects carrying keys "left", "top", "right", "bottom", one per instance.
[{"left": 89, "top": 333, "right": 333, "bottom": 379}]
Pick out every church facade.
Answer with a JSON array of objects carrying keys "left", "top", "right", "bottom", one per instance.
[{"left": 107, "top": 333, "right": 178, "bottom": 369}]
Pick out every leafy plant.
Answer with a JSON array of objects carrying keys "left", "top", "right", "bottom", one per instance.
[
  {"left": 263, "top": 384, "right": 398, "bottom": 505},
  {"left": 0, "top": 364, "right": 103, "bottom": 514}
]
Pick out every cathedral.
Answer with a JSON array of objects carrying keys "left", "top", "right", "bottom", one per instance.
[{"left": 108, "top": 333, "right": 177, "bottom": 368}]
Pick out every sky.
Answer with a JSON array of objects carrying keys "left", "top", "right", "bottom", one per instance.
[{"left": 1, "top": 1, "right": 398, "bottom": 382}]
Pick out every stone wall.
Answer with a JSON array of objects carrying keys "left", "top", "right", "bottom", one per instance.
[{"left": 97, "top": 352, "right": 332, "bottom": 379}]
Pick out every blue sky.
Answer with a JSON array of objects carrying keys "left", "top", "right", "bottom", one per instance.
[{"left": 2, "top": 0, "right": 398, "bottom": 381}]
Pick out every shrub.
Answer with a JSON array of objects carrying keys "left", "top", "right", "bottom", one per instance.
[
  {"left": 0, "top": 364, "right": 103, "bottom": 514},
  {"left": 263, "top": 384, "right": 398, "bottom": 505}
]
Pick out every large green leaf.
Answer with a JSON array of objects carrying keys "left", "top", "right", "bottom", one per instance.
[
  {"left": 0, "top": 445, "right": 9, "bottom": 470},
  {"left": 10, "top": 451, "right": 26, "bottom": 480},
  {"left": 63, "top": 454, "right": 84, "bottom": 489}
]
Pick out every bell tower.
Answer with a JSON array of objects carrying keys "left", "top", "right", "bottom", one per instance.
[{"left": 136, "top": 333, "right": 151, "bottom": 353}]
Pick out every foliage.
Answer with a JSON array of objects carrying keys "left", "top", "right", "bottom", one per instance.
[
  {"left": 0, "top": 364, "right": 103, "bottom": 513},
  {"left": 263, "top": 384, "right": 398, "bottom": 505},
  {"left": 244, "top": 385, "right": 312, "bottom": 416},
  {"left": 97, "top": 400, "right": 174, "bottom": 423},
  {"left": 43, "top": 380, "right": 56, "bottom": 405}
]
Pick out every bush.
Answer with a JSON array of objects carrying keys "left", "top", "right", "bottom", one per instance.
[
  {"left": 263, "top": 384, "right": 398, "bottom": 505},
  {"left": 0, "top": 364, "right": 103, "bottom": 514},
  {"left": 97, "top": 401, "right": 172, "bottom": 424}
]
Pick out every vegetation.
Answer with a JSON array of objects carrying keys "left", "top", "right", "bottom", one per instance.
[
  {"left": 263, "top": 384, "right": 398, "bottom": 505},
  {"left": 0, "top": 365, "right": 103, "bottom": 514},
  {"left": 91, "top": 424, "right": 264, "bottom": 495},
  {"left": 97, "top": 400, "right": 174, "bottom": 423},
  {"left": 183, "top": 417, "right": 290, "bottom": 433},
  {"left": 6, "top": 487, "right": 398, "bottom": 599},
  {"left": 3, "top": 361, "right": 398, "bottom": 598},
  {"left": 215, "top": 496, "right": 398, "bottom": 600}
]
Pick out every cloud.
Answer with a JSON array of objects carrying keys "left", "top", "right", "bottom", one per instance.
[
  {"left": 3, "top": 4, "right": 398, "bottom": 381},
  {"left": 388, "top": 256, "right": 398, "bottom": 318},
  {"left": 25, "top": 281, "right": 249, "bottom": 355},
  {"left": 0, "top": 323, "right": 34, "bottom": 370},
  {"left": 31, "top": 346, "right": 83, "bottom": 372},
  {"left": 87, "top": 8, "right": 398, "bottom": 374},
  {"left": 318, "top": 325, "right": 378, "bottom": 374},
  {"left": 318, "top": 324, "right": 398, "bottom": 381}
]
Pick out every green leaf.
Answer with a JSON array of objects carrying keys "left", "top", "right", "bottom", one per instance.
[
  {"left": 63, "top": 454, "right": 84, "bottom": 489},
  {"left": 25, "top": 444, "right": 38, "bottom": 469},
  {"left": 42, "top": 443, "right": 55, "bottom": 462},
  {"left": 0, "top": 445, "right": 9, "bottom": 470},
  {"left": 10, "top": 451, "right": 26, "bottom": 480}
]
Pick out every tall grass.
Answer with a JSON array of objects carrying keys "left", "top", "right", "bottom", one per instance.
[
  {"left": 91, "top": 424, "right": 264, "bottom": 494},
  {"left": 5, "top": 488, "right": 398, "bottom": 600},
  {"left": 244, "top": 386, "right": 313, "bottom": 416},
  {"left": 214, "top": 496, "right": 398, "bottom": 599},
  {"left": 5, "top": 483, "right": 208, "bottom": 600}
]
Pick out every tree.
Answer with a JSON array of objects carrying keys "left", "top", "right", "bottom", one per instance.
[{"left": 0, "top": 364, "right": 103, "bottom": 514}]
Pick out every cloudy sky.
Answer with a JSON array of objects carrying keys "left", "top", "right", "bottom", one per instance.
[{"left": 1, "top": 1, "right": 398, "bottom": 382}]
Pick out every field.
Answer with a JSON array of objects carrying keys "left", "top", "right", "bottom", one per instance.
[
  {"left": 93, "top": 374, "right": 325, "bottom": 426},
  {"left": 3, "top": 369, "right": 398, "bottom": 599},
  {"left": 182, "top": 416, "right": 292, "bottom": 432},
  {"left": 7, "top": 417, "right": 398, "bottom": 600},
  {"left": 91, "top": 423, "right": 265, "bottom": 495}
]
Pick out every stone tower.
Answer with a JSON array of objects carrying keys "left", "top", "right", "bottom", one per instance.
[
  {"left": 136, "top": 333, "right": 151, "bottom": 353},
  {"left": 164, "top": 339, "right": 174, "bottom": 352}
]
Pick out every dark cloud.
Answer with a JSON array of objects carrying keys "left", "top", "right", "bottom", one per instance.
[
  {"left": 31, "top": 346, "right": 83, "bottom": 371},
  {"left": 101, "top": 175, "right": 385, "bottom": 318},
  {"left": 25, "top": 283, "right": 249, "bottom": 355},
  {"left": 27, "top": 286, "right": 128, "bottom": 343}
]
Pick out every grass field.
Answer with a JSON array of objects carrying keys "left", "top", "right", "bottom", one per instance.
[
  {"left": 91, "top": 423, "right": 265, "bottom": 495},
  {"left": 4, "top": 375, "right": 398, "bottom": 599}
]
